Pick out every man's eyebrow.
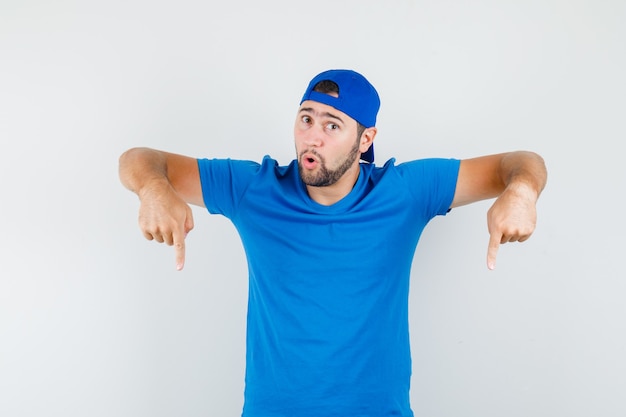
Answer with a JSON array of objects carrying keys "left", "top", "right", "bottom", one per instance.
[{"left": 299, "top": 107, "right": 345, "bottom": 124}]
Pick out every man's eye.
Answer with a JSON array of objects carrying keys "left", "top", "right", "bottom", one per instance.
[
  {"left": 302, "top": 116, "right": 311, "bottom": 123},
  {"left": 327, "top": 123, "right": 338, "bottom": 130}
]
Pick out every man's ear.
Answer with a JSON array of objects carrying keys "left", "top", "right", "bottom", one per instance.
[{"left": 359, "top": 127, "right": 377, "bottom": 154}]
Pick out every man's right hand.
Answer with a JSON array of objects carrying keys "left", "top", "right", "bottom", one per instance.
[{"left": 138, "top": 180, "right": 195, "bottom": 271}]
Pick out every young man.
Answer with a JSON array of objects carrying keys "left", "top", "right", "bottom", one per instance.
[{"left": 119, "top": 69, "right": 547, "bottom": 416}]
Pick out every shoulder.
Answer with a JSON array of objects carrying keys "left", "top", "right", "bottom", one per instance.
[
  {"left": 395, "top": 157, "right": 460, "bottom": 172},
  {"left": 366, "top": 157, "right": 460, "bottom": 180},
  {"left": 197, "top": 156, "right": 300, "bottom": 187}
]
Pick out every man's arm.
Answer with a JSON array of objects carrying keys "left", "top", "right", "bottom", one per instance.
[
  {"left": 118, "top": 147, "right": 203, "bottom": 270},
  {"left": 451, "top": 151, "right": 548, "bottom": 270}
]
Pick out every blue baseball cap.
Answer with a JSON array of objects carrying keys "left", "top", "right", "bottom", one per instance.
[{"left": 300, "top": 69, "right": 380, "bottom": 163}]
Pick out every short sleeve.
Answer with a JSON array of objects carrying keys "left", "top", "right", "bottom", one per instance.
[
  {"left": 396, "top": 158, "right": 460, "bottom": 218},
  {"left": 197, "top": 158, "right": 261, "bottom": 217}
]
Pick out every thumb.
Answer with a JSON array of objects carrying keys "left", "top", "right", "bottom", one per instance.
[
  {"left": 487, "top": 232, "right": 501, "bottom": 270},
  {"left": 184, "top": 206, "right": 195, "bottom": 236}
]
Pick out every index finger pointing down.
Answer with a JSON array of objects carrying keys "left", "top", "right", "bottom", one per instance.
[
  {"left": 487, "top": 232, "right": 501, "bottom": 270},
  {"left": 173, "top": 229, "right": 186, "bottom": 271}
]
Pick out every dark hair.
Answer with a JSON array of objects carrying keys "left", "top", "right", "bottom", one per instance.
[
  {"left": 312, "top": 80, "right": 339, "bottom": 95},
  {"left": 313, "top": 80, "right": 366, "bottom": 139}
]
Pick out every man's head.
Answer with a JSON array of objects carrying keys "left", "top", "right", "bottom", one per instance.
[
  {"left": 294, "top": 70, "right": 379, "bottom": 191},
  {"left": 299, "top": 69, "right": 380, "bottom": 163}
]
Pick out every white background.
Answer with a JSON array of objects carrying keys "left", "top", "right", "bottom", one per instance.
[{"left": 1, "top": 1, "right": 625, "bottom": 416}]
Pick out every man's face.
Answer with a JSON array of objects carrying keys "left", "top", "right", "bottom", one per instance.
[{"left": 294, "top": 100, "right": 361, "bottom": 187}]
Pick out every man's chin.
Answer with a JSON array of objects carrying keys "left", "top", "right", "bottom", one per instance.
[
  {"left": 299, "top": 169, "right": 332, "bottom": 187},
  {"left": 300, "top": 174, "right": 327, "bottom": 187}
]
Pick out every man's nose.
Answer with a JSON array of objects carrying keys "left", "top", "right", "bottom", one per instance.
[{"left": 303, "top": 124, "right": 324, "bottom": 147}]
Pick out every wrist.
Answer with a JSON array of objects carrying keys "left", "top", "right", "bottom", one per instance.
[
  {"left": 505, "top": 180, "right": 540, "bottom": 202},
  {"left": 137, "top": 177, "right": 172, "bottom": 200}
]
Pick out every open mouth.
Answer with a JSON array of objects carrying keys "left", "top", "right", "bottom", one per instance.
[{"left": 301, "top": 153, "right": 320, "bottom": 170}]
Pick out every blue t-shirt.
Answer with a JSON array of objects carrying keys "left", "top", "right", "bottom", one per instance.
[{"left": 198, "top": 156, "right": 460, "bottom": 417}]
